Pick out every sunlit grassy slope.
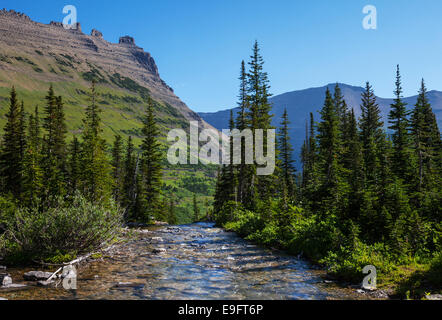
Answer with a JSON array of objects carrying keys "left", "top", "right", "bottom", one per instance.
[{"left": 0, "top": 52, "right": 216, "bottom": 224}]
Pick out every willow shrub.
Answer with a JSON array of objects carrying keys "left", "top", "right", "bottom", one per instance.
[{"left": 0, "top": 192, "right": 123, "bottom": 264}]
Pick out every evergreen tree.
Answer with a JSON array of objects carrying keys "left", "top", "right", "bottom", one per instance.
[
  {"left": 0, "top": 87, "right": 26, "bottom": 198},
  {"left": 246, "top": 41, "right": 275, "bottom": 206},
  {"left": 140, "top": 97, "right": 163, "bottom": 220},
  {"left": 410, "top": 79, "right": 442, "bottom": 193},
  {"left": 22, "top": 106, "right": 43, "bottom": 205},
  {"left": 79, "top": 81, "right": 112, "bottom": 202},
  {"left": 111, "top": 134, "right": 124, "bottom": 203},
  {"left": 122, "top": 136, "right": 136, "bottom": 219},
  {"left": 388, "top": 65, "right": 412, "bottom": 182},
  {"left": 167, "top": 198, "right": 177, "bottom": 225},
  {"left": 359, "top": 82, "right": 385, "bottom": 186},
  {"left": 41, "top": 86, "right": 67, "bottom": 203},
  {"left": 67, "top": 136, "right": 81, "bottom": 196},
  {"left": 317, "top": 88, "right": 343, "bottom": 210},
  {"left": 278, "top": 108, "right": 296, "bottom": 198}
]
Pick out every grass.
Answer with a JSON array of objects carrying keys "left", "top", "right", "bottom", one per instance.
[{"left": 0, "top": 54, "right": 218, "bottom": 223}]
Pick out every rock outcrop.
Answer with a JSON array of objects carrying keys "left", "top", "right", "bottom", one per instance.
[{"left": 0, "top": 9, "right": 214, "bottom": 131}]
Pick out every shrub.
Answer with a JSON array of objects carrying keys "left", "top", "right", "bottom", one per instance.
[{"left": 0, "top": 193, "right": 123, "bottom": 264}]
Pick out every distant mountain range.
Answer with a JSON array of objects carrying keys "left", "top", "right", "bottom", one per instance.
[{"left": 199, "top": 83, "right": 442, "bottom": 167}]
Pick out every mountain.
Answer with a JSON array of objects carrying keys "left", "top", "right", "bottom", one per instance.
[
  {"left": 0, "top": 9, "right": 217, "bottom": 223},
  {"left": 0, "top": 9, "right": 215, "bottom": 141},
  {"left": 199, "top": 83, "right": 442, "bottom": 167}
]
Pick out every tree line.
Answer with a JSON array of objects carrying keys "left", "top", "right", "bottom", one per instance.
[
  {"left": 213, "top": 42, "right": 441, "bottom": 284},
  {"left": 0, "top": 81, "right": 168, "bottom": 223}
]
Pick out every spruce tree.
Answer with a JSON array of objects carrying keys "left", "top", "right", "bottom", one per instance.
[
  {"left": 388, "top": 65, "right": 412, "bottom": 182},
  {"left": 359, "top": 82, "right": 384, "bottom": 186},
  {"left": 140, "top": 97, "right": 163, "bottom": 220},
  {"left": 317, "top": 88, "right": 343, "bottom": 210},
  {"left": 122, "top": 136, "right": 136, "bottom": 219},
  {"left": 79, "top": 81, "right": 112, "bottom": 202},
  {"left": 67, "top": 136, "right": 81, "bottom": 196},
  {"left": 111, "top": 134, "right": 124, "bottom": 203},
  {"left": 22, "top": 106, "right": 43, "bottom": 205},
  {"left": 278, "top": 108, "right": 296, "bottom": 198},
  {"left": 0, "top": 87, "right": 26, "bottom": 198},
  {"left": 41, "top": 86, "right": 67, "bottom": 203}
]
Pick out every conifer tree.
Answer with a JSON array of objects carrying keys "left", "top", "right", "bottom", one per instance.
[
  {"left": 236, "top": 60, "right": 248, "bottom": 204},
  {"left": 111, "top": 134, "right": 124, "bottom": 203},
  {"left": 167, "top": 198, "right": 177, "bottom": 225},
  {"left": 317, "top": 88, "right": 343, "bottom": 209},
  {"left": 67, "top": 136, "right": 81, "bottom": 196},
  {"left": 22, "top": 106, "right": 43, "bottom": 205},
  {"left": 388, "top": 65, "right": 412, "bottom": 182},
  {"left": 278, "top": 108, "right": 296, "bottom": 198},
  {"left": 79, "top": 81, "right": 112, "bottom": 202},
  {"left": 140, "top": 97, "right": 163, "bottom": 220},
  {"left": 410, "top": 79, "right": 440, "bottom": 193},
  {"left": 122, "top": 136, "right": 136, "bottom": 218},
  {"left": 359, "top": 82, "right": 384, "bottom": 186},
  {"left": 41, "top": 86, "right": 67, "bottom": 203}
]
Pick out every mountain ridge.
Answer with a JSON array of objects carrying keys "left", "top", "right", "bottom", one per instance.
[{"left": 199, "top": 83, "right": 442, "bottom": 166}]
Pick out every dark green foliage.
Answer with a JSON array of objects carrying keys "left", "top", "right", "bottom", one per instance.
[
  {"left": 111, "top": 134, "right": 124, "bottom": 202},
  {"left": 278, "top": 108, "right": 296, "bottom": 199},
  {"left": 139, "top": 97, "right": 163, "bottom": 221},
  {"left": 0, "top": 88, "right": 26, "bottom": 198}
]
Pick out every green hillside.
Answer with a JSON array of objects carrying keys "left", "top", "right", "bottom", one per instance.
[{"left": 0, "top": 52, "right": 216, "bottom": 223}]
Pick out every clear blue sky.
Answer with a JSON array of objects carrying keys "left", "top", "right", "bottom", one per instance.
[{"left": 4, "top": 0, "right": 442, "bottom": 112}]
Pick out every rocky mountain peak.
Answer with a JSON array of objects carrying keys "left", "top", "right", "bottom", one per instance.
[{"left": 119, "top": 36, "right": 135, "bottom": 46}]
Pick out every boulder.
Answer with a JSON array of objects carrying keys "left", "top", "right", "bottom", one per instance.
[
  {"left": 23, "top": 271, "right": 53, "bottom": 281},
  {"left": 0, "top": 273, "right": 12, "bottom": 287},
  {"left": 152, "top": 248, "right": 166, "bottom": 254}
]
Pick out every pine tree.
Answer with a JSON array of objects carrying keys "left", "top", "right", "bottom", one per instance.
[
  {"left": 317, "top": 88, "right": 343, "bottom": 210},
  {"left": 410, "top": 79, "right": 440, "bottom": 193},
  {"left": 79, "top": 81, "right": 112, "bottom": 203},
  {"left": 41, "top": 86, "right": 67, "bottom": 203},
  {"left": 278, "top": 108, "right": 296, "bottom": 198},
  {"left": 359, "top": 82, "right": 385, "bottom": 186},
  {"left": 122, "top": 136, "right": 136, "bottom": 219},
  {"left": 236, "top": 60, "right": 248, "bottom": 204},
  {"left": 388, "top": 65, "right": 412, "bottom": 182},
  {"left": 22, "top": 106, "right": 43, "bottom": 205},
  {"left": 0, "top": 87, "right": 26, "bottom": 198},
  {"left": 167, "top": 198, "right": 177, "bottom": 225},
  {"left": 67, "top": 136, "right": 81, "bottom": 196},
  {"left": 140, "top": 97, "right": 163, "bottom": 220},
  {"left": 246, "top": 41, "right": 275, "bottom": 206},
  {"left": 111, "top": 134, "right": 124, "bottom": 203}
]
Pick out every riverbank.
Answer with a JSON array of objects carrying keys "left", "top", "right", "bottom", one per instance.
[{"left": 0, "top": 223, "right": 369, "bottom": 300}]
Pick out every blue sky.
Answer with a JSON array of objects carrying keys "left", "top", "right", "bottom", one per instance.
[{"left": 3, "top": 1, "right": 442, "bottom": 112}]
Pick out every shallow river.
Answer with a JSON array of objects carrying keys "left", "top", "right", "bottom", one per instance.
[{"left": 1, "top": 222, "right": 360, "bottom": 300}]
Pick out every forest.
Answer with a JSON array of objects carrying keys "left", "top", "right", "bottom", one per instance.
[
  {"left": 0, "top": 41, "right": 440, "bottom": 299},
  {"left": 213, "top": 42, "right": 442, "bottom": 298}
]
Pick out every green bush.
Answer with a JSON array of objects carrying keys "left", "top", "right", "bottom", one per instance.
[
  {"left": 0, "top": 193, "right": 123, "bottom": 264},
  {"left": 286, "top": 213, "right": 344, "bottom": 262},
  {"left": 321, "top": 240, "right": 396, "bottom": 283}
]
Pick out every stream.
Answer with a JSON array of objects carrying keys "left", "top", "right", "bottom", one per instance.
[{"left": 1, "top": 222, "right": 362, "bottom": 300}]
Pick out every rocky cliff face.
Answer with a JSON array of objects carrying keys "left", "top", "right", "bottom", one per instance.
[{"left": 0, "top": 8, "right": 213, "bottom": 130}]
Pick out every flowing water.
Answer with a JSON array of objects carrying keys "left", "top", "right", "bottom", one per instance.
[{"left": 1, "top": 222, "right": 360, "bottom": 300}]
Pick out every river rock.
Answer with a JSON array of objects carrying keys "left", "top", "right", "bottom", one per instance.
[
  {"left": 23, "top": 271, "right": 53, "bottom": 281},
  {"left": 113, "top": 282, "right": 145, "bottom": 288},
  {"left": 426, "top": 294, "right": 442, "bottom": 300},
  {"left": 152, "top": 248, "right": 166, "bottom": 254},
  {"left": 0, "top": 266, "right": 6, "bottom": 270},
  {"left": 151, "top": 237, "right": 164, "bottom": 242},
  {"left": 0, "top": 273, "right": 12, "bottom": 286},
  {"left": 37, "top": 280, "right": 55, "bottom": 287},
  {"left": 0, "top": 297, "right": 7, "bottom": 300}
]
